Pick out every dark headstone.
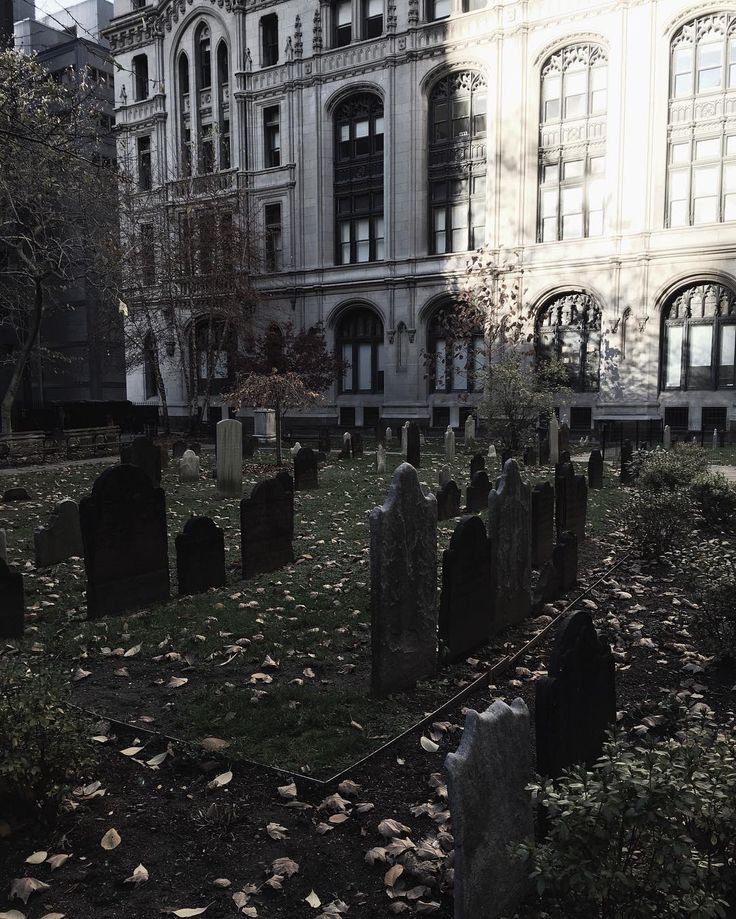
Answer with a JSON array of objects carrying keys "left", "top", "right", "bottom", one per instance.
[
  {"left": 175, "top": 516, "right": 226, "bottom": 596},
  {"left": 522, "top": 446, "right": 537, "bottom": 467},
  {"left": 406, "top": 421, "right": 421, "bottom": 468},
  {"left": 34, "top": 498, "right": 84, "bottom": 567},
  {"left": 352, "top": 432, "right": 364, "bottom": 458},
  {"left": 554, "top": 451, "right": 572, "bottom": 479},
  {"left": 539, "top": 435, "right": 550, "bottom": 465},
  {"left": 469, "top": 453, "right": 486, "bottom": 478},
  {"left": 534, "top": 531, "right": 578, "bottom": 605},
  {"left": 3, "top": 487, "right": 30, "bottom": 502},
  {"left": 588, "top": 449, "right": 604, "bottom": 490},
  {"left": 488, "top": 460, "right": 532, "bottom": 633},
  {"left": 172, "top": 440, "right": 187, "bottom": 459},
  {"left": 120, "top": 435, "right": 161, "bottom": 486},
  {"left": 318, "top": 428, "right": 331, "bottom": 453},
  {"left": 240, "top": 472, "right": 294, "bottom": 578},
  {"left": 340, "top": 433, "right": 352, "bottom": 459},
  {"left": 558, "top": 421, "right": 570, "bottom": 454},
  {"left": 555, "top": 463, "right": 587, "bottom": 542},
  {"left": 620, "top": 440, "right": 634, "bottom": 484},
  {"left": 466, "top": 470, "right": 491, "bottom": 513},
  {"left": 0, "top": 557, "right": 24, "bottom": 638},
  {"left": 294, "top": 447, "right": 319, "bottom": 490},
  {"left": 439, "top": 515, "right": 493, "bottom": 662},
  {"left": 80, "top": 464, "right": 170, "bottom": 618},
  {"left": 243, "top": 434, "right": 258, "bottom": 458},
  {"left": 531, "top": 482, "right": 554, "bottom": 569},
  {"left": 437, "top": 480, "right": 462, "bottom": 521},
  {"left": 501, "top": 448, "right": 513, "bottom": 467},
  {"left": 535, "top": 610, "right": 616, "bottom": 778}
]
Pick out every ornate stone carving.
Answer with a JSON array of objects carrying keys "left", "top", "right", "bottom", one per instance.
[
  {"left": 313, "top": 6, "right": 322, "bottom": 52},
  {"left": 294, "top": 14, "right": 303, "bottom": 57}
]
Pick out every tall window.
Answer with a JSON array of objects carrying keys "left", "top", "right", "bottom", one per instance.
[
  {"left": 140, "top": 223, "right": 155, "bottom": 285},
  {"left": 363, "top": 0, "right": 383, "bottom": 38},
  {"left": 132, "top": 54, "right": 148, "bottom": 101},
  {"left": 428, "top": 72, "right": 487, "bottom": 254},
  {"left": 178, "top": 53, "right": 191, "bottom": 176},
  {"left": 217, "top": 42, "right": 230, "bottom": 170},
  {"left": 538, "top": 45, "right": 607, "bottom": 241},
  {"left": 337, "top": 307, "right": 384, "bottom": 393},
  {"left": 192, "top": 318, "right": 234, "bottom": 395},
  {"left": 197, "top": 24, "right": 211, "bottom": 89},
  {"left": 427, "top": 0, "right": 451, "bottom": 20},
  {"left": 137, "top": 135, "right": 152, "bottom": 191},
  {"left": 334, "top": 0, "right": 352, "bottom": 46},
  {"left": 264, "top": 105, "right": 281, "bottom": 167},
  {"left": 667, "top": 14, "right": 736, "bottom": 227},
  {"left": 662, "top": 282, "right": 736, "bottom": 390},
  {"left": 536, "top": 292, "right": 601, "bottom": 392},
  {"left": 200, "top": 124, "right": 215, "bottom": 173},
  {"left": 261, "top": 14, "right": 279, "bottom": 66},
  {"left": 334, "top": 94, "right": 384, "bottom": 264},
  {"left": 265, "top": 203, "right": 283, "bottom": 270},
  {"left": 428, "top": 303, "right": 485, "bottom": 393}
]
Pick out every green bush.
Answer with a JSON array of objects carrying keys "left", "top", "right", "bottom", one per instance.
[
  {"left": 689, "top": 473, "right": 736, "bottom": 528},
  {"left": 624, "top": 489, "right": 691, "bottom": 559},
  {"left": 684, "top": 541, "right": 736, "bottom": 664},
  {"left": 0, "top": 661, "right": 94, "bottom": 811},
  {"left": 633, "top": 446, "right": 708, "bottom": 492},
  {"left": 515, "top": 711, "right": 736, "bottom": 919}
]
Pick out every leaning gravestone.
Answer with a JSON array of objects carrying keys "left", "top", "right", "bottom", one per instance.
[
  {"left": 531, "top": 482, "right": 554, "bottom": 569},
  {"left": 341, "top": 432, "right": 352, "bottom": 459},
  {"left": 536, "top": 610, "right": 616, "bottom": 778},
  {"left": 121, "top": 435, "right": 161, "bottom": 486},
  {"left": 376, "top": 444, "right": 386, "bottom": 473},
  {"left": 469, "top": 453, "right": 485, "bottom": 478},
  {"left": 464, "top": 415, "right": 476, "bottom": 449},
  {"left": 445, "top": 698, "right": 533, "bottom": 919},
  {"left": 406, "top": 422, "right": 421, "bottom": 468},
  {"left": 352, "top": 432, "right": 364, "bottom": 457},
  {"left": 34, "top": 498, "right": 83, "bottom": 568},
  {"left": 588, "top": 449, "right": 604, "bottom": 490},
  {"left": 179, "top": 449, "right": 200, "bottom": 482},
  {"left": 620, "top": 439, "right": 634, "bottom": 484},
  {"left": 216, "top": 419, "right": 243, "bottom": 496},
  {"left": 439, "top": 515, "right": 492, "bottom": 661},
  {"left": 294, "top": 447, "right": 319, "bottom": 490},
  {"left": 0, "top": 557, "right": 24, "bottom": 639},
  {"left": 175, "top": 516, "right": 226, "bottom": 596},
  {"left": 466, "top": 469, "right": 491, "bottom": 513},
  {"left": 445, "top": 425, "right": 455, "bottom": 461},
  {"left": 3, "top": 487, "right": 30, "bottom": 502},
  {"left": 488, "top": 460, "right": 532, "bottom": 633},
  {"left": 240, "top": 471, "right": 294, "bottom": 579},
  {"left": 80, "top": 464, "right": 170, "bottom": 618},
  {"left": 243, "top": 434, "right": 258, "bottom": 458},
  {"left": 370, "top": 463, "right": 437, "bottom": 697},
  {"left": 549, "top": 414, "right": 560, "bottom": 465},
  {"left": 436, "top": 479, "right": 462, "bottom": 521}
]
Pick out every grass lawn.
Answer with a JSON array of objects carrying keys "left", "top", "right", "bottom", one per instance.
[{"left": 1, "top": 440, "right": 628, "bottom": 777}]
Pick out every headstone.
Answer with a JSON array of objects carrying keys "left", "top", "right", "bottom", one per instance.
[
  {"left": 488, "top": 460, "right": 532, "bottom": 633},
  {"left": 216, "top": 419, "right": 243, "bottom": 496},
  {"left": 3, "top": 487, "right": 30, "bottom": 502},
  {"left": 436, "top": 479, "right": 462, "bottom": 521},
  {"left": 469, "top": 453, "right": 485, "bottom": 478},
  {"left": 400, "top": 421, "right": 409, "bottom": 457},
  {"left": 663, "top": 424, "right": 671, "bottom": 450},
  {"left": 376, "top": 444, "right": 386, "bottom": 473},
  {"left": 501, "top": 447, "right": 513, "bottom": 467},
  {"left": 175, "top": 516, "right": 226, "bottom": 595},
  {"left": 243, "top": 434, "right": 258, "bottom": 458},
  {"left": 464, "top": 415, "right": 476, "bottom": 449},
  {"left": 438, "top": 465, "right": 451, "bottom": 487},
  {"left": 439, "top": 515, "right": 492, "bottom": 661},
  {"left": 549, "top": 414, "right": 560, "bottom": 465},
  {"left": 254, "top": 408, "right": 276, "bottom": 442},
  {"left": 588, "top": 449, "right": 604, "bottom": 490},
  {"left": 318, "top": 428, "right": 331, "bottom": 453},
  {"left": 531, "top": 482, "right": 554, "bottom": 570},
  {"left": 487, "top": 444, "right": 497, "bottom": 463},
  {"left": 466, "top": 469, "right": 491, "bottom": 513},
  {"left": 34, "top": 498, "right": 83, "bottom": 568},
  {"left": 370, "top": 462, "right": 437, "bottom": 697},
  {"left": 294, "top": 447, "right": 319, "bottom": 490},
  {"left": 445, "top": 699, "right": 533, "bottom": 919},
  {"left": 179, "top": 449, "right": 200, "bottom": 482},
  {"left": 535, "top": 610, "right": 615, "bottom": 779},
  {"left": 341, "top": 432, "right": 352, "bottom": 459},
  {"left": 240, "top": 472, "right": 294, "bottom": 578},
  {"left": 80, "top": 464, "right": 170, "bottom": 618},
  {"left": 534, "top": 531, "right": 578, "bottom": 606},
  {"left": 620, "top": 439, "right": 634, "bottom": 484},
  {"left": 539, "top": 434, "right": 550, "bottom": 465},
  {"left": 558, "top": 420, "right": 570, "bottom": 454},
  {"left": 172, "top": 440, "right": 187, "bottom": 459},
  {"left": 0, "top": 529, "right": 5, "bottom": 561},
  {"left": 352, "top": 432, "right": 364, "bottom": 457},
  {"left": 385, "top": 426, "right": 392, "bottom": 446},
  {"left": 554, "top": 450, "right": 572, "bottom": 479},
  {"left": 290, "top": 441, "right": 302, "bottom": 457},
  {"left": 522, "top": 445, "right": 537, "bottom": 466},
  {"left": 406, "top": 421, "right": 421, "bottom": 468},
  {"left": 445, "top": 425, "right": 455, "bottom": 461},
  {"left": 555, "top": 463, "right": 587, "bottom": 542},
  {"left": 713, "top": 428, "right": 719, "bottom": 450},
  {"left": 121, "top": 435, "right": 161, "bottom": 486},
  {"left": 0, "top": 557, "right": 24, "bottom": 639}
]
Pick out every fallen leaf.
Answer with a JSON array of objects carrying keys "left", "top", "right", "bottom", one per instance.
[
  {"left": 9, "top": 877, "right": 50, "bottom": 904},
  {"left": 46, "top": 855, "right": 70, "bottom": 871},
  {"left": 100, "top": 828, "right": 121, "bottom": 850},
  {"left": 420, "top": 736, "right": 439, "bottom": 753},
  {"left": 72, "top": 668, "right": 91, "bottom": 682},
  {"left": 172, "top": 910, "right": 208, "bottom": 918},
  {"left": 123, "top": 643, "right": 141, "bottom": 657},
  {"left": 0, "top": 911, "right": 27, "bottom": 919},
  {"left": 124, "top": 864, "right": 149, "bottom": 884},
  {"left": 146, "top": 751, "right": 168, "bottom": 767},
  {"left": 271, "top": 857, "right": 299, "bottom": 877},
  {"left": 25, "top": 851, "right": 47, "bottom": 865},
  {"left": 384, "top": 864, "right": 404, "bottom": 887},
  {"left": 277, "top": 782, "right": 297, "bottom": 799},
  {"left": 120, "top": 746, "right": 143, "bottom": 757},
  {"left": 212, "top": 879, "right": 230, "bottom": 888},
  {"left": 207, "top": 770, "right": 232, "bottom": 790},
  {"left": 266, "top": 822, "right": 288, "bottom": 840},
  {"left": 305, "top": 890, "right": 321, "bottom": 908},
  {"left": 200, "top": 737, "right": 230, "bottom": 751},
  {"left": 167, "top": 676, "right": 188, "bottom": 689},
  {"left": 39, "top": 914, "right": 65, "bottom": 919}
]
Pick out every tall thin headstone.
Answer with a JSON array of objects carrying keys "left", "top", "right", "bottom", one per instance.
[
  {"left": 0, "top": 557, "right": 24, "bottom": 639},
  {"left": 376, "top": 444, "right": 386, "bottom": 472},
  {"left": 439, "top": 465, "right": 451, "bottom": 487},
  {"left": 558, "top": 419, "right": 570, "bottom": 455},
  {"left": 488, "top": 460, "right": 532, "bottom": 632},
  {"left": 341, "top": 432, "right": 352, "bottom": 459},
  {"left": 216, "top": 419, "right": 243, "bottom": 496},
  {"left": 445, "top": 425, "right": 455, "bottom": 461},
  {"left": 663, "top": 424, "right": 671, "bottom": 450},
  {"left": 439, "top": 515, "right": 492, "bottom": 661},
  {"left": 352, "top": 432, "right": 364, "bottom": 457},
  {"left": 240, "top": 472, "right": 294, "bottom": 578},
  {"left": 531, "top": 482, "right": 554, "bottom": 569},
  {"left": 588, "top": 449, "right": 603, "bottom": 490},
  {"left": 370, "top": 463, "right": 437, "bottom": 697},
  {"left": 400, "top": 421, "right": 409, "bottom": 458},
  {"left": 176, "top": 516, "right": 226, "bottom": 595},
  {"left": 464, "top": 415, "right": 476, "bottom": 450},
  {"left": 487, "top": 444, "right": 497, "bottom": 463},
  {"left": 34, "top": 498, "right": 84, "bottom": 567},
  {"left": 549, "top": 414, "right": 560, "bottom": 465},
  {"left": 385, "top": 426, "right": 392, "bottom": 446},
  {"left": 713, "top": 428, "right": 719, "bottom": 451},
  {"left": 406, "top": 421, "right": 421, "bottom": 468}
]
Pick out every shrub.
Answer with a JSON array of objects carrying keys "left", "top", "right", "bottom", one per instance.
[
  {"left": 624, "top": 489, "right": 691, "bottom": 559},
  {"left": 684, "top": 541, "right": 736, "bottom": 664},
  {"left": 689, "top": 472, "right": 736, "bottom": 528},
  {"left": 633, "top": 446, "right": 708, "bottom": 492},
  {"left": 0, "top": 661, "right": 94, "bottom": 811},
  {"left": 515, "top": 711, "right": 736, "bottom": 919}
]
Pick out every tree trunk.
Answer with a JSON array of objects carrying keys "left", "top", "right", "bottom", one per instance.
[
  {"left": 1, "top": 276, "right": 44, "bottom": 435},
  {"left": 152, "top": 351, "right": 170, "bottom": 436}
]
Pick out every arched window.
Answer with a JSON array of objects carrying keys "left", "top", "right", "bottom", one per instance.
[
  {"left": 217, "top": 42, "right": 230, "bottom": 170},
  {"left": 178, "top": 53, "right": 191, "bottom": 176},
  {"left": 661, "top": 282, "right": 736, "bottom": 390},
  {"left": 536, "top": 292, "right": 601, "bottom": 392},
  {"left": 334, "top": 94, "right": 384, "bottom": 265},
  {"left": 337, "top": 307, "right": 384, "bottom": 393},
  {"left": 197, "top": 24, "right": 211, "bottom": 90},
  {"left": 132, "top": 54, "right": 148, "bottom": 101},
  {"left": 538, "top": 45, "right": 607, "bottom": 241},
  {"left": 667, "top": 14, "right": 736, "bottom": 227},
  {"left": 191, "top": 317, "right": 235, "bottom": 395},
  {"left": 428, "top": 302, "right": 486, "bottom": 393},
  {"left": 428, "top": 71, "right": 487, "bottom": 254},
  {"left": 265, "top": 323, "right": 285, "bottom": 370}
]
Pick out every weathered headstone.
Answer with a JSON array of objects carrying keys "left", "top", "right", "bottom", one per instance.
[
  {"left": 341, "top": 432, "right": 352, "bottom": 459},
  {"left": 536, "top": 610, "right": 615, "bottom": 778},
  {"left": 0, "top": 557, "right": 24, "bottom": 639},
  {"left": 243, "top": 433, "right": 258, "bottom": 458},
  {"left": 713, "top": 428, "right": 719, "bottom": 451},
  {"left": 663, "top": 424, "right": 671, "bottom": 450},
  {"left": 588, "top": 449, "right": 604, "bottom": 490},
  {"left": 464, "top": 415, "right": 476, "bottom": 449},
  {"left": 370, "top": 463, "right": 437, "bottom": 697},
  {"left": 439, "top": 515, "right": 492, "bottom": 661},
  {"left": 445, "top": 699, "right": 533, "bottom": 919},
  {"left": 555, "top": 463, "right": 587, "bottom": 542},
  {"left": 549, "top": 414, "right": 560, "bottom": 465},
  {"left": 469, "top": 453, "right": 485, "bottom": 478},
  {"left": 290, "top": 441, "right": 302, "bottom": 457},
  {"left": 620, "top": 439, "right": 634, "bottom": 484},
  {"left": 216, "top": 419, "right": 243, "bottom": 496},
  {"left": 385, "top": 426, "right": 392, "bottom": 446},
  {"left": 466, "top": 469, "right": 491, "bottom": 513},
  {"left": 352, "top": 432, "right": 364, "bottom": 457},
  {"left": 539, "top": 434, "right": 550, "bottom": 465},
  {"left": 175, "top": 516, "right": 226, "bottom": 595},
  {"left": 376, "top": 444, "right": 386, "bottom": 473},
  {"left": 318, "top": 428, "right": 331, "bottom": 453},
  {"left": 487, "top": 444, "right": 497, "bottom": 463},
  {"left": 3, "top": 487, "right": 30, "bottom": 502},
  {"left": 294, "top": 447, "right": 319, "bottom": 490},
  {"left": 34, "top": 498, "right": 83, "bottom": 568},
  {"left": 406, "top": 421, "right": 421, "bottom": 468},
  {"left": 179, "top": 449, "right": 200, "bottom": 482},
  {"left": 400, "top": 421, "right": 409, "bottom": 457},
  {"left": 437, "top": 479, "right": 462, "bottom": 521},
  {"left": 488, "top": 460, "right": 532, "bottom": 632},
  {"left": 80, "top": 464, "right": 170, "bottom": 618},
  {"left": 534, "top": 530, "right": 578, "bottom": 605},
  {"left": 439, "top": 465, "right": 451, "bottom": 487},
  {"left": 240, "top": 472, "right": 294, "bottom": 579},
  {"left": 522, "top": 445, "right": 537, "bottom": 466},
  {"left": 121, "top": 435, "right": 161, "bottom": 486},
  {"left": 445, "top": 425, "right": 455, "bottom": 461},
  {"left": 172, "top": 440, "right": 187, "bottom": 459},
  {"left": 501, "top": 447, "right": 513, "bottom": 467},
  {"left": 559, "top": 420, "right": 570, "bottom": 454},
  {"left": 531, "top": 482, "right": 554, "bottom": 570}
]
